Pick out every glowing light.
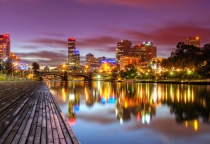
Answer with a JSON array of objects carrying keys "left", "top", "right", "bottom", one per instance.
[
  {"left": 68, "top": 38, "right": 75, "bottom": 41},
  {"left": 120, "top": 118, "right": 123, "bottom": 124},
  {"left": 68, "top": 118, "right": 76, "bottom": 125},
  {"left": 194, "top": 120, "right": 198, "bottom": 131}
]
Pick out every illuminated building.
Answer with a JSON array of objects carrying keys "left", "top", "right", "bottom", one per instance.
[
  {"left": 129, "top": 44, "right": 143, "bottom": 57},
  {"left": 120, "top": 56, "right": 141, "bottom": 70},
  {"left": 85, "top": 53, "right": 100, "bottom": 72},
  {"left": 116, "top": 40, "right": 132, "bottom": 66},
  {"left": 0, "top": 34, "right": 10, "bottom": 58},
  {"left": 186, "top": 36, "right": 200, "bottom": 48},
  {"left": 86, "top": 53, "right": 95, "bottom": 65},
  {"left": 140, "top": 41, "right": 157, "bottom": 62},
  {"left": 128, "top": 41, "right": 156, "bottom": 62},
  {"left": 68, "top": 38, "right": 80, "bottom": 69}
]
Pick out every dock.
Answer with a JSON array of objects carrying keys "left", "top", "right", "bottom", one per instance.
[{"left": 0, "top": 81, "right": 79, "bottom": 144}]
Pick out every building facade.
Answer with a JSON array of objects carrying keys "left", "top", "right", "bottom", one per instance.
[
  {"left": 120, "top": 56, "right": 141, "bottom": 70},
  {"left": 0, "top": 34, "right": 10, "bottom": 58},
  {"left": 141, "top": 41, "right": 157, "bottom": 62},
  {"left": 129, "top": 41, "right": 156, "bottom": 62},
  {"left": 116, "top": 40, "right": 132, "bottom": 66},
  {"left": 68, "top": 38, "right": 80, "bottom": 69}
]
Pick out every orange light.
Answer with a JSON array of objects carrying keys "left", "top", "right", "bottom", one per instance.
[{"left": 68, "top": 118, "right": 76, "bottom": 125}]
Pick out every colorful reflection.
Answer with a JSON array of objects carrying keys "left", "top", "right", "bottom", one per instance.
[{"left": 46, "top": 81, "right": 210, "bottom": 131}]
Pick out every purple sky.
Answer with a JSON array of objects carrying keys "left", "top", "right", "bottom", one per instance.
[{"left": 1, "top": 0, "right": 210, "bottom": 67}]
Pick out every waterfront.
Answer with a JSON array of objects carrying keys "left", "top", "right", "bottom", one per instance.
[{"left": 46, "top": 80, "right": 210, "bottom": 144}]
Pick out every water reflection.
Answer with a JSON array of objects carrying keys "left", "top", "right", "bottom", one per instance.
[{"left": 46, "top": 81, "right": 210, "bottom": 131}]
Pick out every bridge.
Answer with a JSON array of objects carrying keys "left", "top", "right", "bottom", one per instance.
[
  {"left": 39, "top": 71, "right": 91, "bottom": 81},
  {"left": 39, "top": 71, "right": 112, "bottom": 81}
]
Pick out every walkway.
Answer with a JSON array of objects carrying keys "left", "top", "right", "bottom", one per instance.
[{"left": 0, "top": 81, "right": 79, "bottom": 144}]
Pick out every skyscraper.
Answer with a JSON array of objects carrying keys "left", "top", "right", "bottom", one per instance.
[
  {"left": 0, "top": 34, "right": 10, "bottom": 58},
  {"left": 116, "top": 40, "right": 132, "bottom": 66},
  {"left": 186, "top": 36, "right": 200, "bottom": 48},
  {"left": 129, "top": 41, "right": 156, "bottom": 62},
  {"left": 68, "top": 38, "right": 80, "bottom": 69}
]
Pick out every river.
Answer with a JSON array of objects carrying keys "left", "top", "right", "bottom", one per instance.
[{"left": 45, "top": 80, "right": 210, "bottom": 144}]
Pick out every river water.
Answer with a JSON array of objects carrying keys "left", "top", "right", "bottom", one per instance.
[{"left": 45, "top": 81, "right": 210, "bottom": 144}]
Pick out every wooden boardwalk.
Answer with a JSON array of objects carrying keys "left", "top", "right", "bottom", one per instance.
[{"left": 0, "top": 81, "right": 80, "bottom": 144}]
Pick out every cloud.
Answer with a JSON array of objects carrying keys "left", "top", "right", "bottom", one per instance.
[
  {"left": 76, "top": 36, "right": 119, "bottom": 54},
  {"left": 78, "top": 36, "right": 119, "bottom": 47},
  {"left": 121, "top": 23, "right": 210, "bottom": 47},
  {"left": 78, "top": 0, "right": 209, "bottom": 9},
  {"left": 77, "top": 109, "right": 117, "bottom": 124},
  {"left": 125, "top": 118, "right": 210, "bottom": 138},
  {"left": 29, "top": 38, "right": 67, "bottom": 48},
  {"left": 16, "top": 51, "right": 67, "bottom": 67}
]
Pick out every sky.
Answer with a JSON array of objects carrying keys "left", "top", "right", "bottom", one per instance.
[{"left": 0, "top": 0, "right": 210, "bottom": 67}]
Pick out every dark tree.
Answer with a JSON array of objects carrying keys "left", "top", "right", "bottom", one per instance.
[
  {"left": 4, "top": 58, "right": 14, "bottom": 75},
  {"left": 32, "top": 62, "right": 40, "bottom": 76},
  {"left": 120, "top": 64, "right": 137, "bottom": 79}
]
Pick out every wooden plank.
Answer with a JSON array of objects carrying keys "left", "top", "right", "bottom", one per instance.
[{"left": 0, "top": 82, "right": 80, "bottom": 144}]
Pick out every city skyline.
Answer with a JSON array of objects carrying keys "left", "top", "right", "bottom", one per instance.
[{"left": 0, "top": 0, "right": 210, "bottom": 67}]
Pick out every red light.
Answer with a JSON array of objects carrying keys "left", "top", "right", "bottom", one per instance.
[
  {"left": 3, "top": 34, "right": 10, "bottom": 39},
  {"left": 68, "top": 38, "right": 75, "bottom": 41},
  {"left": 137, "top": 112, "right": 141, "bottom": 122},
  {"left": 68, "top": 118, "right": 76, "bottom": 125}
]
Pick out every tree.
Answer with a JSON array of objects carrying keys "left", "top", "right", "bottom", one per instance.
[
  {"left": 32, "top": 62, "right": 40, "bottom": 76},
  {"left": 162, "top": 42, "right": 203, "bottom": 72},
  {"left": 120, "top": 64, "right": 137, "bottom": 79},
  {"left": 4, "top": 58, "right": 14, "bottom": 75}
]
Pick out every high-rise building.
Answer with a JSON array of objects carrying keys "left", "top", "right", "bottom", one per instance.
[
  {"left": 129, "top": 44, "right": 144, "bottom": 59},
  {"left": 116, "top": 40, "right": 132, "bottom": 66},
  {"left": 186, "top": 36, "right": 200, "bottom": 48},
  {"left": 129, "top": 41, "right": 156, "bottom": 62},
  {"left": 68, "top": 38, "right": 80, "bottom": 69},
  {"left": 0, "top": 34, "right": 10, "bottom": 58},
  {"left": 73, "top": 49, "right": 80, "bottom": 68}
]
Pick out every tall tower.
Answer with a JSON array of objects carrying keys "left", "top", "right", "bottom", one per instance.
[
  {"left": 74, "top": 49, "right": 80, "bottom": 68},
  {"left": 0, "top": 34, "right": 10, "bottom": 58},
  {"left": 68, "top": 38, "right": 80, "bottom": 69},
  {"left": 141, "top": 41, "right": 157, "bottom": 62},
  {"left": 186, "top": 36, "right": 200, "bottom": 48},
  {"left": 129, "top": 42, "right": 157, "bottom": 62},
  {"left": 116, "top": 40, "right": 132, "bottom": 66}
]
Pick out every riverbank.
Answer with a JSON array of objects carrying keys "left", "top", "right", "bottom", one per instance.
[
  {"left": 0, "top": 81, "right": 79, "bottom": 144},
  {"left": 122, "top": 78, "right": 210, "bottom": 85},
  {"left": 0, "top": 75, "right": 28, "bottom": 81}
]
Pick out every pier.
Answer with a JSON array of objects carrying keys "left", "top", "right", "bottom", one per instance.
[{"left": 0, "top": 81, "right": 79, "bottom": 144}]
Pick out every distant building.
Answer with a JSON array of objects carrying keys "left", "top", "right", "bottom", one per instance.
[
  {"left": 141, "top": 41, "right": 157, "bottom": 62},
  {"left": 0, "top": 34, "right": 10, "bottom": 58},
  {"left": 85, "top": 53, "right": 100, "bottom": 72},
  {"left": 186, "top": 36, "right": 200, "bottom": 48},
  {"left": 120, "top": 56, "right": 141, "bottom": 71},
  {"left": 86, "top": 53, "right": 95, "bottom": 65},
  {"left": 73, "top": 49, "right": 80, "bottom": 68},
  {"left": 68, "top": 38, "right": 80, "bottom": 69},
  {"left": 116, "top": 40, "right": 132, "bottom": 66},
  {"left": 129, "top": 41, "right": 156, "bottom": 62}
]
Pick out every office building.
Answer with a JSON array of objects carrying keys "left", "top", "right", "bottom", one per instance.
[
  {"left": 186, "top": 36, "right": 200, "bottom": 48},
  {"left": 116, "top": 40, "right": 132, "bottom": 66},
  {"left": 68, "top": 38, "right": 80, "bottom": 69},
  {"left": 0, "top": 34, "right": 10, "bottom": 58},
  {"left": 129, "top": 41, "right": 156, "bottom": 62},
  {"left": 120, "top": 56, "right": 141, "bottom": 70}
]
